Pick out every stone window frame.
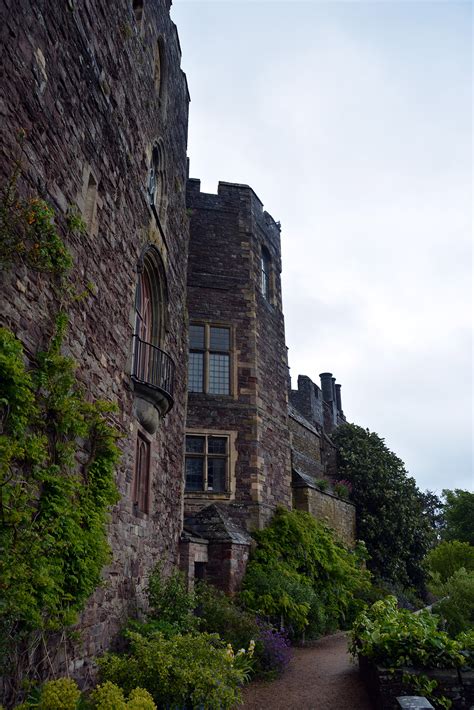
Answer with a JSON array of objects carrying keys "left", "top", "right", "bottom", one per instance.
[
  {"left": 132, "top": 0, "right": 144, "bottom": 34},
  {"left": 184, "top": 428, "right": 237, "bottom": 500},
  {"left": 133, "top": 429, "right": 151, "bottom": 514},
  {"left": 147, "top": 140, "right": 168, "bottom": 232},
  {"left": 154, "top": 36, "right": 168, "bottom": 109},
  {"left": 78, "top": 166, "right": 100, "bottom": 238},
  {"left": 187, "top": 322, "right": 235, "bottom": 397},
  {"left": 134, "top": 245, "right": 168, "bottom": 349},
  {"left": 259, "top": 244, "right": 275, "bottom": 305}
]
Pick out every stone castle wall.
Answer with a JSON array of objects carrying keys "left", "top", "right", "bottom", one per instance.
[
  {"left": 292, "top": 486, "right": 356, "bottom": 547},
  {"left": 0, "top": 0, "right": 189, "bottom": 676}
]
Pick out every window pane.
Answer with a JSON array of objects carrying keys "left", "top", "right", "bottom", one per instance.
[
  {"left": 207, "top": 457, "right": 226, "bottom": 492},
  {"left": 190, "top": 324, "right": 205, "bottom": 349},
  {"left": 185, "top": 457, "right": 204, "bottom": 491},
  {"left": 208, "top": 353, "right": 230, "bottom": 394},
  {"left": 188, "top": 352, "right": 204, "bottom": 392},
  {"left": 186, "top": 435, "right": 205, "bottom": 454},
  {"left": 208, "top": 437, "right": 227, "bottom": 455},
  {"left": 210, "top": 327, "right": 229, "bottom": 351}
]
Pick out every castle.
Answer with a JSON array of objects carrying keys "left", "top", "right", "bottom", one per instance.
[{"left": 0, "top": 0, "right": 355, "bottom": 680}]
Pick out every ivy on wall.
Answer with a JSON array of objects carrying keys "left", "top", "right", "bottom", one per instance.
[
  {"left": 0, "top": 140, "right": 121, "bottom": 695},
  {"left": 0, "top": 320, "right": 120, "bottom": 667}
]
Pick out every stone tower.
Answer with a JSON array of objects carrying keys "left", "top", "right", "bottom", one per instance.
[
  {"left": 0, "top": 0, "right": 190, "bottom": 678},
  {"left": 184, "top": 179, "right": 292, "bottom": 532}
]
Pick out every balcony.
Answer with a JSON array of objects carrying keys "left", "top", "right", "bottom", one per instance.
[{"left": 131, "top": 335, "right": 175, "bottom": 415}]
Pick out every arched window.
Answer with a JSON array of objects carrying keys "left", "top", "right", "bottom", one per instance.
[
  {"left": 261, "top": 246, "right": 271, "bottom": 300},
  {"left": 134, "top": 247, "right": 166, "bottom": 347},
  {"left": 132, "top": 247, "right": 173, "bottom": 411},
  {"left": 147, "top": 142, "right": 167, "bottom": 226}
]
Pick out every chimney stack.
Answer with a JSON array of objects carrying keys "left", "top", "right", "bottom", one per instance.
[
  {"left": 319, "top": 373, "right": 333, "bottom": 402},
  {"left": 335, "top": 383, "right": 342, "bottom": 413}
]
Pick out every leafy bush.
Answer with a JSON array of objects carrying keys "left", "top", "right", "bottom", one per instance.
[
  {"left": 430, "top": 568, "right": 474, "bottom": 636},
  {"left": 145, "top": 564, "right": 198, "bottom": 634},
  {"left": 195, "top": 583, "right": 259, "bottom": 653},
  {"left": 333, "top": 480, "right": 352, "bottom": 499},
  {"left": 90, "top": 682, "right": 157, "bottom": 710},
  {"left": 425, "top": 540, "right": 474, "bottom": 583},
  {"left": 98, "top": 631, "right": 244, "bottom": 709},
  {"left": 457, "top": 629, "right": 474, "bottom": 666},
  {"left": 90, "top": 681, "right": 127, "bottom": 710},
  {"left": 195, "top": 582, "right": 291, "bottom": 678},
  {"left": 126, "top": 688, "right": 157, "bottom": 710},
  {"left": 350, "top": 596, "right": 465, "bottom": 669},
  {"left": 38, "top": 678, "right": 81, "bottom": 710},
  {"left": 241, "top": 508, "right": 370, "bottom": 639}
]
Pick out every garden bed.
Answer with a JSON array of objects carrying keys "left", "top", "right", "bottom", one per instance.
[{"left": 358, "top": 655, "right": 474, "bottom": 710}]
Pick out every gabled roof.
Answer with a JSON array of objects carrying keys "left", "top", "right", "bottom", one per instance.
[
  {"left": 184, "top": 504, "right": 252, "bottom": 545},
  {"left": 292, "top": 467, "right": 321, "bottom": 489}
]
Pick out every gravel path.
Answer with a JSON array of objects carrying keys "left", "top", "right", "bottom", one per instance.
[{"left": 240, "top": 632, "right": 373, "bottom": 710}]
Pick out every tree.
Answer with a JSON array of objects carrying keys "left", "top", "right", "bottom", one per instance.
[
  {"left": 332, "top": 423, "right": 437, "bottom": 595},
  {"left": 441, "top": 489, "right": 474, "bottom": 545},
  {"left": 425, "top": 540, "right": 474, "bottom": 583}
]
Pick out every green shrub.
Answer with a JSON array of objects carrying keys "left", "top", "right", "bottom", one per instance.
[
  {"left": 145, "top": 564, "right": 198, "bottom": 634},
  {"left": 425, "top": 541, "right": 474, "bottom": 583},
  {"left": 195, "top": 582, "right": 260, "bottom": 651},
  {"left": 350, "top": 596, "right": 465, "bottom": 669},
  {"left": 457, "top": 629, "right": 474, "bottom": 666},
  {"left": 90, "top": 682, "right": 157, "bottom": 710},
  {"left": 126, "top": 688, "right": 156, "bottom": 710},
  {"left": 90, "top": 681, "right": 126, "bottom": 710},
  {"left": 240, "top": 508, "right": 370, "bottom": 639},
  {"left": 431, "top": 568, "right": 474, "bottom": 636},
  {"left": 38, "top": 678, "right": 81, "bottom": 710},
  {"left": 98, "top": 631, "right": 244, "bottom": 709}
]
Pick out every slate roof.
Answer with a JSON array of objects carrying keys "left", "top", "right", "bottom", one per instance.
[{"left": 184, "top": 503, "right": 252, "bottom": 545}]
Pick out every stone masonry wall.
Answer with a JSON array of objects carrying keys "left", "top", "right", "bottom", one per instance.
[
  {"left": 205, "top": 542, "right": 250, "bottom": 595},
  {"left": 186, "top": 180, "right": 291, "bottom": 530},
  {"left": 1, "top": 0, "right": 189, "bottom": 681},
  {"left": 293, "top": 487, "right": 356, "bottom": 547},
  {"left": 289, "top": 407, "right": 324, "bottom": 478}
]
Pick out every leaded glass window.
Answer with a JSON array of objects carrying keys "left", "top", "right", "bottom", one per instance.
[
  {"left": 185, "top": 434, "right": 229, "bottom": 493},
  {"left": 187, "top": 324, "right": 231, "bottom": 395}
]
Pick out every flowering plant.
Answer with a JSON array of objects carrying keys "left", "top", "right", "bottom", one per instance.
[
  {"left": 256, "top": 622, "right": 292, "bottom": 677},
  {"left": 333, "top": 479, "right": 352, "bottom": 499},
  {"left": 225, "top": 640, "right": 255, "bottom": 681}
]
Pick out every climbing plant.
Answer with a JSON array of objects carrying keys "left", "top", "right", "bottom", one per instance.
[
  {"left": 0, "top": 321, "right": 120, "bottom": 671},
  {"left": 240, "top": 508, "right": 370, "bottom": 639},
  {"left": 0, "top": 143, "right": 120, "bottom": 694},
  {"left": 0, "top": 319, "right": 121, "bottom": 691}
]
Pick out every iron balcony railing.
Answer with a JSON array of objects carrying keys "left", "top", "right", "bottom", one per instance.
[{"left": 131, "top": 335, "right": 175, "bottom": 407}]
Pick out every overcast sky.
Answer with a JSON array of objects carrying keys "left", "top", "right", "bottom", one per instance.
[{"left": 171, "top": 0, "right": 473, "bottom": 494}]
